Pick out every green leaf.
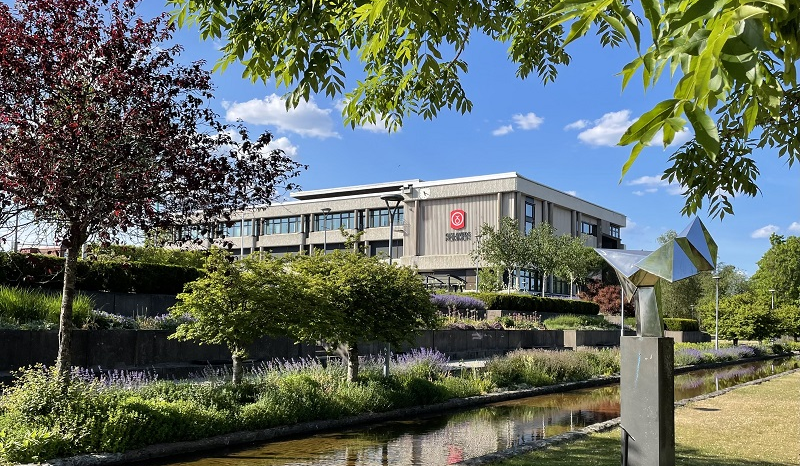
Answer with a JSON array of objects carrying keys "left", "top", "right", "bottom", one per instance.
[
  {"left": 641, "top": 0, "right": 663, "bottom": 41},
  {"left": 684, "top": 102, "right": 720, "bottom": 159},
  {"left": 620, "top": 141, "right": 646, "bottom": 179},
  {"left": 670, "top": 0, "right": 723, "bottom": 31},
  {"left": 620, "top": 99, "right": 681, "bottom": 145},
  {"left": 743, "top": 100, "right": 759, "bottom": 133}
]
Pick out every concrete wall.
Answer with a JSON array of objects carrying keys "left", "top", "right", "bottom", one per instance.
[
  {"left": 87, "top": 292, "right": 177, "bottom": 317},
  {"left": 0, "top": 329, "right": 565, "bottom": 371},
  {"left": 0, "top": 329, "right": 707, "bottom": 372}
]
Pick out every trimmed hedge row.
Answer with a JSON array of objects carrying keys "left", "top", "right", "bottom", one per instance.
[
  {"left": 0, "top": 253, "right": 201, "bottom": 295},
  {"left": 664, "top": 318, "right": 700, "bottom": 332},
  {"left": 472, "top": 292, "right": 599, "bottom": 315}
]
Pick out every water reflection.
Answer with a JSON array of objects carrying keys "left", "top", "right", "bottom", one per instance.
[{"left": 150, "top": 357, "right": 798, "bottom": 466}]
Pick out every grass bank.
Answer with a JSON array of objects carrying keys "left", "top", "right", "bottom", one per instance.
[{"left": 488, "top": 371, "right": 800, "bottom": 466}]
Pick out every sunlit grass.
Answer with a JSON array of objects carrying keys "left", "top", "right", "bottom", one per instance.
[{"left": 492, "top": 372, "right": 800, "bottom": 466}]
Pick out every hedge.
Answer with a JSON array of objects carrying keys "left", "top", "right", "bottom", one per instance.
[
  {"left": 0, "top": 253, "right": 201, "bottom": 295},
  {"left": 663, "top": 318, "right": 700, "bottom": 332},
  {"left": 472, "top": 292, "right": 599, "bottom": 315}
]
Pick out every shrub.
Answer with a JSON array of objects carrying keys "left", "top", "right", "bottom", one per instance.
[
  {"left": 473, "top": 292, "right": 599, "bottom": 315},
  {"left": 430, "top": 294, "right": 486, "bottom": 311},
  {"left": 0, "top": 286, "right": 94, "bottom": 328},
  {"left": 0, "top": 252, "right": 201, "bottom": 294},
  {"left": 543, "top": 314, "right": 617, "bottom": 330},
  {"left": 664, "top": 318, "right": 700, "bottom": 331}
]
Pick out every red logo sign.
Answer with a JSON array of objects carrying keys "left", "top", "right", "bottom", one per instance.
[{"left": 450, "top": 210, "right": 466, "bottom": 230}]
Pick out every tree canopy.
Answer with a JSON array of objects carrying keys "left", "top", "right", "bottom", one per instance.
[
  {"left": 170, "top": 0, "right": 798, "bottom": 218},
  {"left": 0, "top": 0, "right": 303, "bottom": 375},
  {"left": 750, "top": 234, "right": 800, "bottom": 305},
  {"left": 170, "top": 250, "right": 307, "bottom": 383},
  {"left": 288, "top": 250, "right": 438, "bottom": 381}
]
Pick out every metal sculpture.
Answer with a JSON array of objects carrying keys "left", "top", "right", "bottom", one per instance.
[{"left": 595, "top": 218, "right": 717, "bottom": 466}]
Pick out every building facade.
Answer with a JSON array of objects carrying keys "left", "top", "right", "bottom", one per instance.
[{"left": 174, "top": 173, "right": 626, "bottom": 293}]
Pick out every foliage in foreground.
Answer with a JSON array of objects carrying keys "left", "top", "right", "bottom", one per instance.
[
  {"left": 0, "top": 351, "right": 485, "bottom": 464},
  {"left": 0, "top": 341, "right": 785, "bottom": 464}
]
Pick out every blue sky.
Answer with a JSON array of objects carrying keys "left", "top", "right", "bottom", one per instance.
[{"left": 146, "top": 5, "right": 795, "bottom": 275}]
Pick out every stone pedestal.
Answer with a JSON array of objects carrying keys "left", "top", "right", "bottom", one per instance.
[{"left": 620, "top": 336, "right": 675, "bottom": 466}]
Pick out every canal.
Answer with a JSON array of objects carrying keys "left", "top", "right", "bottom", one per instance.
[{"left": 149, "top": 357, "right": 799, "bottom": 466}]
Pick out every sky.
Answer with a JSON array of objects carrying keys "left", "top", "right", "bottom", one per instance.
[{"left": 36, "top": 2, "right": 800, "bottom": 276}]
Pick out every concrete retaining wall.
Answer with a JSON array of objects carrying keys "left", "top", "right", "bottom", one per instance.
[
  {"left": 86, "top": 292, "right": 177, "bottom": 317},
  {"left": 0, "top": 329, "right": 705, "bottom": 372}
]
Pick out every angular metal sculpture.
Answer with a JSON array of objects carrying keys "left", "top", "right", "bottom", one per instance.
[
  {"left": 595, "top": 217, "right": 717, "bottom": 336},
  {"left": 595, "top": 218, "right": 717, "bottom": 466}
]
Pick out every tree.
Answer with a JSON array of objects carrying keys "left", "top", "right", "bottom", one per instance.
[
  {"left": 525, "top": 222, "right": 566, "bottom": 297},
  {"left": 472, "top": 217, "right": 528, "bottom": 292},
  {"left": 0, "top": 0, "right": 303, "bottom": 377},
  {"left": 558, "top": 234, "right": 602, "bottom": 298},
  {"left": 698, "top": 294, "right": 780, "bottom": 342},
  {"left": 579, "top": 279, "right": 635, "bottom": 316},
  {"left": 288, "top": 250, "right": 438, "bottom": 382},
  {"left": 750, "top": 234, "right": 800, "bottom": 306},
  {"left": 170, "top": 250, "right": 306, "bottom": 384},
  {"left": 169, "top": 0, "right": 798, "bottom": 218},
  {"left": 774, "top": 304, "right": 800, "bottom": 341}
]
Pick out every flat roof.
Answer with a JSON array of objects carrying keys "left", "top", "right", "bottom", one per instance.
[{"left": 290, "top": 172, "right": 625, "bottom": 218}]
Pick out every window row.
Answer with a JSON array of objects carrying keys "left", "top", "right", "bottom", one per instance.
[{"left": 176, "top": 208, "right": 405, "bottom": 239}]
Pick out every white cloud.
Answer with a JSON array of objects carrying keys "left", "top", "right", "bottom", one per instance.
[
  {"left": 223, "top": 94, "right": 339, "bottom": 139},
  {"left": 788, "top": 222, "right": 800, "bottom": 233},
  {"left": 564, "top": 120, "right": 588, "bottom": 131},
  {"left": 571, "top": 109, "right": 691, "bottom": 148},
  {"left": 512, "top": 112, "right": 544, "bottom": 130},
  {"left": 565, "top": 190, "right": 577, "bottom": 196},
  {"left": 575, "top": 110, "right": 634, "bottom": 147},
  {"left": 627, "top": 175, "right": 683, "bottom": 196},
  {"left": 751, "top": 225, "right": 780, "bottom": 239},
  {"left": 269, "top": 137, "right": 299, "bottom": 158},
  {"left": 492, "top": 125, "right": 514, "bottom": 136}
]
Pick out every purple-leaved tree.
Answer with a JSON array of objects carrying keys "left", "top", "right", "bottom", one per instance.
[{"left": 0, "top": 0, "right": 304, "bottom": 378}]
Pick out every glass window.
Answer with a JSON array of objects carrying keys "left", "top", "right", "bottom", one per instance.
[
  {"left": 610, "top": 224, "right": 621, "bottom": 238},
  {"left": 261, "top": 216, "right": 300, "bottom": 235},
  {"left": 580, "top": 221, "right": 597, "bottom": 236},
  {"left": 369, "top": 208, "right": 404, "bottom": 228},
  {"left": 224, "top": 222, "right": 241, "bottom": 238},
  {"left": 314, "top": 211, "right": 355, "bottom": 231},
  {"left": 524, "top": 198, "right": 535, "bottom": 234},
  {"left": 242, "top": 219, "right": 253, "bottom": 236},
  {"left": 518, "top": 269, "right": 542, "bottom": 293},
  {"left": 552, "top": 277, "right": 571, "bottom": 295}
]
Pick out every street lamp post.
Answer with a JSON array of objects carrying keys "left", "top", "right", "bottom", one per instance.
[
  {"left": 321, "top": 207, "right": 331, "bottom": 254},
  {"left": 380, "top": 194, "right": 404, "bottom": 378},
  {"left": 713, "top": 273, "right": 721, "bottom": 350},
  {"left": 769, "top": 289, "right": 776, "bottom": 309}
]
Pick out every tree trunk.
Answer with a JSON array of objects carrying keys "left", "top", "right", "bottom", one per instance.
[
  {"left": 346, "top": 343, "right": 359, "bottom": 382},
  {"left": 55, "top": 225, "right": 83, "bottom": 379},
  {"left": 231, "top": 347, "right": 246, "bottom": 385},
  {"left": 541, "top": 273, "right": 547, "bottom": 297}
]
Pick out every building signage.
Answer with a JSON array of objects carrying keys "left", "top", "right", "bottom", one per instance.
[
  {"left": 450, "top": 209, "right": 466, "bottom": 230},
  {"left": 445, "top": 232, "right": 472, "bottom": 242}
]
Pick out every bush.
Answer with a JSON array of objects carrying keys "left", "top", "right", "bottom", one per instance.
[
  {"left": 430, "top": 294, "right": 486, "bottom": 311},
  {"left": 484, "top": 348, "right": 618, "bottom": 388},
  {"left": 543, "top": 314, "right": 617, "bottom": 330},
  {"left": 0, "top": 252, "right": 201, "bottom": 295},
  {"left": 0, "top": 286, "right": 94, "bottom": 328},
  {"left": 472, "top": 292, "right": 599, "bottom": 315},
  {"left": 663, "top": 318, "right": 700, "bottom": 332}
]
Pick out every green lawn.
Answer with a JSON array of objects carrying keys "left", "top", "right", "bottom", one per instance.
[{"left": 491, "top": 371, "right": 800, "bottom": 466}]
